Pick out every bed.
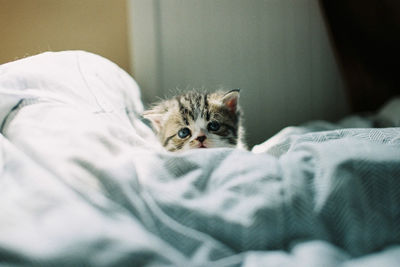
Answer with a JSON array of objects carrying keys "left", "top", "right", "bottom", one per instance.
[{"left": 0, "top": 51, "right": 399, "bottom": 266}]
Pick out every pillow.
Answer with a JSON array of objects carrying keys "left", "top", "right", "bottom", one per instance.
[{"left": 0, "top": 51, "right": 144, "bottom": 118}]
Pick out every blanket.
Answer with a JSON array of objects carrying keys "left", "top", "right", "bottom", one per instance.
[{"left": 0, "top": 51, "right": 399, "bottom": 266}]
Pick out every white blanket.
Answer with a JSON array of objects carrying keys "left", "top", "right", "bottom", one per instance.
[{"left": 0, "top": 51, "right": 399, "bottom": 266}]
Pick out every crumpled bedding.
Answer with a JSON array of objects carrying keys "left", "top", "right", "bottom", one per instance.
[{"left": 0, "top": 51, "right": 399, "bottom": 267}]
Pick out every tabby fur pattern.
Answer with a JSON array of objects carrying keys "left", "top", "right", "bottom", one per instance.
[{"left": 143, "top": 89, "right": 245, "bottom": 152}]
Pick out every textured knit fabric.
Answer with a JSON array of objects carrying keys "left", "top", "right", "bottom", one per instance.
[{"left": 0, "top": 51, "right": 399, "bottom": 267}]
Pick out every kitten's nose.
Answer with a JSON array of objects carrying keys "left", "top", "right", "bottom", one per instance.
[{"left": 196, "top": 135, "right": 206, "bottom": 143}]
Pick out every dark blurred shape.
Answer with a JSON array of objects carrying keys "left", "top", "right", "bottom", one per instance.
[{"left": 320, "top": 0, "right": 400, "bottom": 112}]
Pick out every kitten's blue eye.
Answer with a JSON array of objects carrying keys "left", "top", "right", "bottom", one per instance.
[
  {"left": 178, "top": 127, "right": 191, "bottom": 138},
  {"left": 208, "top": 121, "right": 220, "bottom": 131}
]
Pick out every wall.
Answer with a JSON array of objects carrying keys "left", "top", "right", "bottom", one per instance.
[
  {"left": 129, "top": 0, "right": 351, "bottom": 147},
  {"left": 0, "top": 0, "right": 130, "bottom": 73}
]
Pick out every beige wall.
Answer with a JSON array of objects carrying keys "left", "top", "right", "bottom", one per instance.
[{"left": 0, "top": 0, "right": 131, "bottom": 73}]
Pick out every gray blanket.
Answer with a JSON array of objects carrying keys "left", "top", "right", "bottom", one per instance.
[{"left": 0, "top": 51, "right": 399, "bottom": 266}]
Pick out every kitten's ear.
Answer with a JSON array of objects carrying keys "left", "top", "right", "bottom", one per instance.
[
  {"left": 222, "top": 89, "right": 240, "bottom": 113},
  {"left": 142, "top": 109, "right": 164, "bottom": 132}
]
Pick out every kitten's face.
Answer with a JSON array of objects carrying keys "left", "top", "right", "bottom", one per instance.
[{"left": 143, "top": 90, "right": 243, "bottom": 152}]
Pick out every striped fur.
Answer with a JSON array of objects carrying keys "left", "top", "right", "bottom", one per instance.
[{"left": 143, "top": 90, "right": 245, "bottom": 152}]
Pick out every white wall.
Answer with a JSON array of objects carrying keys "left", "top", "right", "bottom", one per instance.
[{"left": 128, "top": 0, "right": 350, "bottom": 147}]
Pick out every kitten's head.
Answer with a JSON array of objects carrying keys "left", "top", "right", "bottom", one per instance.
[{"left": 143, "top": 89, "right": 244, "bottom": 152}]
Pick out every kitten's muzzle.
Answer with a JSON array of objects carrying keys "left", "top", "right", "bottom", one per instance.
[{"left": 196, "top": 135, "right": 207, "bottom": 148}]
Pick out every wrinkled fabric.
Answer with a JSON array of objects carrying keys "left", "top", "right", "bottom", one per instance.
[{"left": 0, "top": 51, "right": 399, "bottom": 266}]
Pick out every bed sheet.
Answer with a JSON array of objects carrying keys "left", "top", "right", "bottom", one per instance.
[{"left": 0, "top": 51, "right": 399, "bottom": 266}]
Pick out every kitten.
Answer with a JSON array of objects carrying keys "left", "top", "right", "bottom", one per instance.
[{"left": 143, "top": 89, "right": 245, "bottom": 152}]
